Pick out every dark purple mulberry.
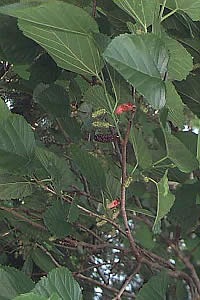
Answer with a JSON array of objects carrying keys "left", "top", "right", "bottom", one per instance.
[{"left": 94, "top": 133, "right": 118, "bottom": 143}]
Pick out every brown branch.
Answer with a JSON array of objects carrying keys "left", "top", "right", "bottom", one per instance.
[
  {"left": 120, "top": 119, "right": 140, "bottom": 259},
  {"left": 74, "top": 273, "right": 136, "bottom": 298},
  {"left": 36, "top": 244, "right": 61, "bottom": 268},
  {"left": 0, "top": 206, "right": 47, "bottom": 232},
  {"left": 92, "top": 0, "right": 97, "bottom": 17},
  {"left": 112, "top": 264, "right": 141, "bottom": 300}
]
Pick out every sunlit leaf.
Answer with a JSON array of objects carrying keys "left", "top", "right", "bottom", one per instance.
[{"left": 103, "top": 33, "right": 168, "bottom": 109}]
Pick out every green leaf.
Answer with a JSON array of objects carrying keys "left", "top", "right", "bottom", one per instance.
[
  {"left": 0, "top": 266, "right": 34, "bottom": 300},
  {"left": 32, "top": 267, "right": 82, "bottom": 300},
  {"left": 43, "top": 200, "right": 73, "bottom": 238},
  {"left": 164, "top": 0, "right": 200, "bottom": 21},
  {"left": 0, "top": 115, "right": 35, "bottom": 171},
  {"left": 83, "top": 85, "right": 115, "bottom": 113},
  {"left": 135, "top": 221, "right": 155, "bottom": 250},
  {"left": 165, "top": 81, "right": 184, "bottom": 128},
  {"left": 105, "top": 66, "right": 132, "bottom": 103},
  {"left": 14, "top": 293, "right": 47, "bottom": 300},
  {"left": 152, "top": 170, "right": 175, "bottom": 233},
  {"left": 129, "top": 127, "right": 152, "bottom": 169},
  {"left": 35, "top": 84, "right": 70, "bottom": 118},
  {"left": 31, "top": 248, "right": 56, "bottom": 273},
  {"left": 165, "top": 37, "right": 193, "bottom": 81},
  {"left": 103, "top": 33, "right": 169, "bottom": 109},
  {"left": 70, "top": 144, "right": 106, "bottom": 191},
  {"left": 136, "top": 271, "right": 169, "bottom": 300},
  {"left": 127, "top": 207, "right": 154, "bottom": 218},
  {"left": 174, "top": 74, "right": 200, "bottom": 118},
  {"left": 0, "top": 15, "right": 39, "bottom": 65},
  {"left": 0, "top": 1, "right": 103, "bottom": 76},
  {"left": 35, "top": 147, "right": 71, "bottom": 191},
  {"left": 0, "top": 97, "right": 11, "bottom": 120},
  {"left": 113, "top": 0, "right": 160, "bottom": 30},
  {"left": 169, "top": 183, "right": 200, "bottom": 233},
  {"left": 163, "top": 131, "right": 199, "bottom": 173},
  {"left": 0, "top": 173, "right": 32, "bottom": 200}
]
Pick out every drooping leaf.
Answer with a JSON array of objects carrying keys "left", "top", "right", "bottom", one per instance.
[
  {"left": 152, "top": 170, "right": 175, "bottom": 233},
  {"left": 0, "top": 1, "right": 103, "bottom": 76},
  {"left": 103, "top": 33, "right": 169, "bottom": 109},
  {"left": 35, "top": 84, "right": 70, "bottom": 118},
  {"left": 0, "top": 173, "right": 32, "bottom": 200},
  {"left": 129, "top": 127, "right": 152, "bottom": 169},
  {"left": 165, "top": 37, "right": 193, "bottom": 81},
  {"left": 163, "top": 131, "right": 199, "bottom": 173},
  {"left": 169, "top": 183, "right": 200, "bottom": 234},
  {"left": 31, "top": 248, "right": 56, "bottom": 273},
  {"left": 174, "top": 74, "right": 200, "bottom": 118},
  {"left": 43, "top": 200, "right": 73, "bottom": 238},
  {"left": 0, "top": 115, "right": 35, "bottom": 171},
  {"left": 32, "top": 267, "right": 82, "bottom": 300},
  {"left": 70, "top": 144, "right": 106, "bottom": 191},
  {"left": 164, "top": 0, "right": 200, "bottom": 21},
  {"left": 0, "top": 266, "right": 34, "bottom": 300},
  {"left": 0, "top": 97, "right": 11, "bottom": 120},
  {"left": 67, "top": 198, "right": 80, "bottom": 223},
  {"left": 165, "top": 81, "right": 184, "bottom": 128},
  {"left": 135, "top": 221, "right": 155, "bottom": 250},
  {"left": 136, "top": 271, "right": 169, "bottom": 300},
  {"left": 83, "top": 85, "right": 115, "bottom": 113},
  {"left": 0, "top": 15, "right": 39, "bottom": 65},
  {"left": 105, "top": 65, "right": 132, "bottom": 103},
  {"left": 35, "top": 147, "right": 71, "bottom": 191},
  {"left": 113, "top": 0, "right": 160, "bottom": 30},
  {"left": 176, "top": 280, "right": 188, "bottom": 300}
]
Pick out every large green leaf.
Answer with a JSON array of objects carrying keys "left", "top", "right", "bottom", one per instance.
[
  {"left": 113, "top": 0, "right": 160, "bottom": 30},
  {"left": 35, "top": 84, "right": 70, "bottom": 118},
  {"left": 0, "top": 1, "right": 103, "bottom": 76},
  {"left": 165, "top": 37, "right": 193, "bottom": 81},
  {"left": 0, "top": 173, "right": 32, "bottom": 200},
  {"left": 152, "top": 170, "right": 175, "bottom": 233},
  {"left": 70, "top": 144, "right": 106, "bottom": 191},
  {"left": 165, "top": 81, "right": 184, "bottom": 128},
  {"left": 174, "top": 74, "right": 200, "bottom": 118},
  {"left": 164, "top": 0, "right": 200, "bottom": 21},
  {"left": 0, "top": 115, "right": 35, "bottom": 171},
  {"left": 32, "top": 267, "right": 82, "bottom": 300},
  {"left": 136, "top": 271, "right": 169, "bottom": 300},
  {"left": 103, "top": 33, "right": 169, "bottom": 109},
  {"left": 0, "top": 266, "right": 34, "bottom": 300},
  {"left": 129, "top": 127, "right": 152, "bottom": 169},
  {"left": 43, "top": 200, "right": 73, "bottom": 238}
]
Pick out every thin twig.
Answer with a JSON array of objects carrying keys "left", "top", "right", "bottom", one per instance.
[
  {"left": 0, "top": 206, "right": 47, "bottom": 231},
  {"left": 74, "top": 273, "right": 136, "bottom": 298},
  {"left": 112, "top": 264, "right": 141, "bottom": 300},
  {"left": 120, "top": 119, "right": 140, "bottom": 259},
  {"left": 36, "top": 244, "right": 61, "bottom": 268},
  {"left": 92, "top": 0, "right": 97, "bottom": 17}
]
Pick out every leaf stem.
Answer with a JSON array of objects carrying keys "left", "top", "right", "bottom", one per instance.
[
  {"left": 161, "top": 8, "right": 178, "bottom": 22},
  {"left": 159, "top": 0, "right": 167, "bottom": 19},
  {"left": 152, "top": 155, "right": 168, "bottom": 167}
]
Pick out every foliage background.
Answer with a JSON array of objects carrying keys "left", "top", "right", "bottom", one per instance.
[{"left": 0, "top": 0, "right": 200, "bottom": 299}]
